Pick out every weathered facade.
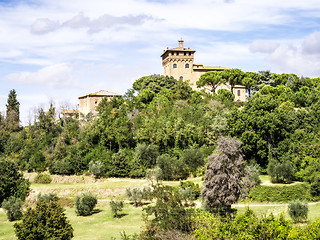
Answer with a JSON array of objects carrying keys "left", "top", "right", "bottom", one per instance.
[
  {"left": 78, "top": 90, "right": 121, "bottom": 116},
  {"left": 161, "top": 40, "right": 246, "bottom": 101}
]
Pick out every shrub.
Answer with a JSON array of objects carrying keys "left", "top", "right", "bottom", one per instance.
[
  {"left": 288, "top": 200, "right": 309, "bottom": 223},
  {"left": 88, "top": 160, "right": 105, "bottom": 179},
  {"left": 110, "top": 199, "right": 124, "bottom": 218},
  {"left": 1, "top": 196, "right": 23, "bottom": 221},
  {"left": 34, "top": 173, "right": 52, "bottom": 184},
  {"left": 38, "top": 192, "right": 59, "bottom": 203},
  {"left": 14, "top": 200, "right": 73, "bottom": 240},
  {"left": 75, "top": 192, "right": 97, "bottom": 216}
]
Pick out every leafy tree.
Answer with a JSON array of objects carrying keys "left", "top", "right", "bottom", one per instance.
[
  {"left": 1, "top": 196, "right": 23, "bottom": 221},
  {"left": 14, "top": 200, "right": 73, "bottom": 240},
  {"left": 221, "top": 68, "right": 245, "bottom": 94},
  {"left": 88, "top": 160, "right": 105, "bottom": 179},
  {"left": 143, "top": 185, "right": 192, "bottom": 232},
  {"left": 134, "top": 143, "right": 158, "bottom": 171},
  {"left": 0, "top": 158, "right": 30, "bottom": 204},
  {"left": 242, "top": 71, "right": 260, "bottom": 97},
  {"left": 180, "top": 148, "right": 204, "bottom": 176},
  {"left": 5, "top": 89, "right": 20, "bottom": 132},
  {"left": 110, "top": 199, "right": 124, "bottom": 218},
  {"left": 133, "top": 74, "right": 177, "bottom": 94},
  {"left": 202, "top": 136, "right": 247, "bottom": 215},
  {"left": 126, "top": 186, "right": 151, "bottom": 207},
  {"left": 75, "top": 192, "right": 97, "bottom": 216},
  {"left": 196, "top": 71, "right": 225, "bottom": 93},
  {"left": 267, "top": 159, "right": 294, "bottom": 183},
  {"left": 216, "top": 89, "right": 235, "bottom": 103}
]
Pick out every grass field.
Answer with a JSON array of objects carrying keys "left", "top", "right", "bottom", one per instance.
[{"left": 1, "top": 174, "right": 320, "bottom": 239}]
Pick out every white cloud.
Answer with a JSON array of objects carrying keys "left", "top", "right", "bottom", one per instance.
[
  {"left": 250, "top": 40, "right": 280, "bottom": 54},
  {"left": 30, "top": 18, "right": 59, "bottom": 34},
  {"left": 302, "top": 31, "right": 320, "bottom": 54},
  {"left": 4, "top": 63, "right": 76, "bottom": 88}
]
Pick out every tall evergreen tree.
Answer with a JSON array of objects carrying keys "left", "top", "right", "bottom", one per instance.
[{"left": 5, "top": 89, "right": 20, "bottom": 131}]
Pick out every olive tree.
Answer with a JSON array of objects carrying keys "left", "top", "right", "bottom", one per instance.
[{"left": 202, "top": 136, "right": 247, "bottom": 215}]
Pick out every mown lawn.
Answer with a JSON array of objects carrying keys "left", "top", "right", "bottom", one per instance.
[{"left": 1, "top": 175, "right": 320, "bottom": 239}]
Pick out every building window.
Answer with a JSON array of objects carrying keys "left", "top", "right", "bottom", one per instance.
[
  {"left": 173, "top": 63, "right": 177, "bottom": 68},
  {"left": 176, "top": 52, "right": 179, "bottom": 56},
  {"left": 189, "top": 52, "right": 191, "bottom": 56},
  {"left": 184, "top": 52, "right": 186, "bottom": 56},
  {"left": 179, "top": 76, "right": 183, "bottom": 80},
  {"left": 237, "top": 90, "right": 241, "bottom": 96},
  {"left": 185, "top": 63, "right": 189, "bottom": 68}
]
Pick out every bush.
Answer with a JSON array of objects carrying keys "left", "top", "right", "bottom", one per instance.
[
  {"left": 75, "top": 192, "right": 97, "bottom": 216},
  {"left": 110, "top": 199, "right": 124, "bottom": 218},
  {"left": 288, "top": 200, "right": 309, "bottom": 223},
  {"left": 14, "top": 200, "right": 73, "bottom": 240},
  {"left": 38, "top": 192, "right": 59, "bottom": 203},
  {"left": 88, "top": 160, "right": 105, "bottom": 179},
  {"left": 34, "top": 173, "right": 52, "bottom": 184},
  {"left": 1, "top": 196, "right": 23, "bottom": 221}
]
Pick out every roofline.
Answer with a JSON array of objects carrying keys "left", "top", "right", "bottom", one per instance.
[
  {"left": 161, "top": 48, "right": 196, "bottom": 57},
  {"left": 78, "top": 93, "right": 121, "bottom": 99}
]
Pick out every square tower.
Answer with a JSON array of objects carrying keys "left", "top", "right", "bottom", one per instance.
[{"left": 161, "top": 40, "right": 196, "bottom": 84}]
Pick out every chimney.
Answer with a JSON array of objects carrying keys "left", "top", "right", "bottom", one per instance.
[{"left": 178, "top": 40, "right": 184, "bottom": 48}]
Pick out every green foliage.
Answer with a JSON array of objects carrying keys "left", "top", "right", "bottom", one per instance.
[
  {"left": 143, "top": 185, "right": 193, "bottom": 232},
  {"left": 133, "top": 74, "right": 177, "bottom": 94},
  {"left": 38, "top": 193, "right": 59, "bottom": 203},
  {"left": 88, "top": 160, "right": 105, "bottom": 179},
  {"left": 310, "top": 176, "right": 320, "bottom": 196},
  {"left": 134, "top": 143, "right": 158, "bottom": 171},
  {"left": 180, "top": 148, "right": 204, "bottom": 176},
  {"left": 1, "top": 196, "right": 23, "bottom": 221},
  {"left": 126, "top": 187, "right": 151, "bottom": 207},
  {"left": 110, "top": 199, "right": 124, "bottom": 218},
  {"left": 247, "top": 183, "right": 319, "bottom": 202},
  {"left": 216, "top": 89, "right": 235, "bottom": 103},
  {"left": 75, "top": 192, "right": 97, "bottom": 216},
  {"left": 288, "top": 200, "right": 309, "bottom": 223},
  {"left": 145, "top": 167, "right": 163, "bottom": 185},
  {"left": 14, "top": 200, "right": 73, "bottom": 240},
  {"left": 268, "top": 159, "right": 294, "bottom": 183},
  {"left": 180, "top": 181, "right": 201, "bottom": 200},
  {"left": 5, "top": 89, "right": 20, "bottom": 132},
  {"left": 34, "top": 172, "right": 52, "bottom": 184},
  {"left": 196, "top": 71, "right": 225, "bottom": 92},
  {"left": 193, "top": 208, "right": 292, "bottom": 240},
  {"left": 0, "top": 158, "right": 30, "bottom": 204},
  {"left": 156, "top": 154, "right": 189, "bottom": 180}
]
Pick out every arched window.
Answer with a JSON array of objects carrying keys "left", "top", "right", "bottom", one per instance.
[
  {"left": 173, "top": 63, "right": 177, "bottom": 68},
  {"left": 179, "top": 76, "right": 183, "bottom": 80},
  {"left": 185, "top": 63, "right": 189, "bottom": 68}
]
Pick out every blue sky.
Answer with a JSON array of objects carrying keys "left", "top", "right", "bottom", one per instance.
[{"left": 1, "top": 0, "right": 320, "bottom": 125}]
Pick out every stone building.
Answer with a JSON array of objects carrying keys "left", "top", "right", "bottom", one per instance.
[
  {"left": 161, "top": 40, "right": 246, "bottom": 101},
  {"left": 78, "top": 90, "right": 121, "bottom": 116}
]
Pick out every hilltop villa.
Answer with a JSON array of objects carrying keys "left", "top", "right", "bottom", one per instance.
[{"left": 161, "top": 40, "right": 246, "bottom": 101}]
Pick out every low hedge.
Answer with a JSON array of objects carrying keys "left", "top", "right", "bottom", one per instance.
[{"left": 247, "top": 183, "right": 320, "bottom": 202}]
